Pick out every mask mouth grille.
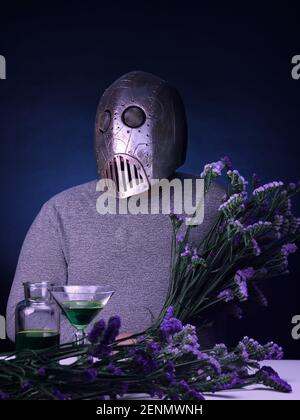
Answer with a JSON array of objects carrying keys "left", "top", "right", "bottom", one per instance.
[{"left": 103, "top": 154, "right": 150, "bottom": 198}]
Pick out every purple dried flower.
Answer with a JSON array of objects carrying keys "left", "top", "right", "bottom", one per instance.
[
  {"left": 176, "top": 234, "right": 185, "bottom": 243},
  {"left": 160, "top": 316, "right": 183, "bottom": 339},
  {"left": 164, "top": 372, "right": 177, "bottom": 386},
  {"left": 264, "top": 342, "right": 284, "bottom": 360},
  {"left": 201, "top": 160, "right": 225, "bottom": 178},
  {"left": 212, "top": 343, "right": 228, "bottom": 357},
  {"left": 0, "top": 390, "right": 9, "bottom": 400},
  {"left": 88, "top": 319, "right": 106, "bottom": 344},
  {"left": 253, "top": 181, "right": 284, "bottom": 197},
  {"left": 191, "top": 248, "right": 199, "bottom": 260},
  {"left": 217, "top": 289, "right": 234, "bottom": 302},
  {"left": 222, "top": 156, "right": 234, "bottom": 170},
  {"left": 281, "top": 243, "right": 298, "bottom": 256},
  {"left": 107, "top": 363, "right": 124, "bottom": 375},
  {"left": 84, "top": 367, "right": 98, "bottom": 383},
  {"left": 37, "top": 367, "right": 46, "bottom": 377},
  {"left": 165, "top": 306, "right": 174, "bottom": 319},
  {"left": 288, "top": 182, "right": 296, "bottom": 191},
  {"left": 103, "top": 316, "right": 121, "bottom": 344},
  {"left": 257, "top": 366, "right": 292, "bottom": 393},
  {"left": 237, "top": 342, "right": 249, "bottom": 361},
  {"left": 227, "top": 169, "right": 248, "bottom": 192},
  {"left": 244, "top": 220, "right": 272, "bottom": 233},
  {"left": 20, "top": 382, "right": 31, "bottom": 392},
  {"left": 186, "top": 389, "right": 205, "bottom": 400},
  {"left": 130, "top": 349, "right": 159, "bottom": 374},
  {"left": 52, "top": 388, "right": 72, "bottom": 400},
  {"left": 89, "top": 316, "right": 121, "bottom": 357},
  {"left": 179, "top": 380, "right": 191, "bottom": 393},
  {"left": 180, "top": 243, "right": 192, "bottom": 257},
  {"left": 251, "top": 239, "right": 261, "bottom": 256},
  {"left": 219, "top": 193, "right": 246, "bottom": 215},
  {"left": 234, "top": 267, "right": 254, "bottom": 301},
  {"left": 197, "top": 352, "right": 221, "bottom": 374},
  {"left": 146, "top": 340, "right": 161, "bottom": 354}
]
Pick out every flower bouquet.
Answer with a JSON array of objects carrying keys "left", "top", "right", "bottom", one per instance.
[
  {"left": 152, "top": 157, "right": 300, "bottom": 328},
  {"left": 0, "top": 157, "right": 299, "bottom": 400},
  {"left": 0, "top": 308, "right": 291, "bottom": 400}
]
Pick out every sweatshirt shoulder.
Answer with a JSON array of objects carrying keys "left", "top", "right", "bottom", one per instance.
[{"left": 41, "top": 180, "right": 98, "bottom": 214}]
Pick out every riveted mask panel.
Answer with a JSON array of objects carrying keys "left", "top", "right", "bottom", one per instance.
[{"left": 95, "top": 71, "right": 187, "bottom": 198}]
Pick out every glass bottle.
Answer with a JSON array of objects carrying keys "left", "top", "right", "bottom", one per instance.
[{"left": 15, "top": 282, "right": 60, "bottom": 351}]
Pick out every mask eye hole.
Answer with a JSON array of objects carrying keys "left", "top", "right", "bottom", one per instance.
[
  {"left": 98, "top": 110, "right": 111, "bottom": 133},
  {"left": 122, "top": 106, "right": 146, "bottom": 128}
]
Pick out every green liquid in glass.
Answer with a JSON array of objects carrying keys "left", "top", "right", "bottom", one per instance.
[
  {"left": 16, "top": 330, "right": 60, "bottom": 351},
  {"left": 63, "top": 300, "right": 103, "bottom": 329}
]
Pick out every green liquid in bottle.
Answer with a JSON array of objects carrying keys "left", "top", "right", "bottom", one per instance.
[
  {"left": 63, "top": 300, "right": 103, "bottom": 329},
  {"left": 16, "top": 330, "right": 60, "bottom": 351}
]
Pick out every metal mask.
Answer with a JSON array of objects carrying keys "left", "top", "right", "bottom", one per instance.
[{"left": 95, "top": 71, "right": 187, "bottom": 198}]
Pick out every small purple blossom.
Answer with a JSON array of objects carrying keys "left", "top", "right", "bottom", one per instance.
[
  {"left": 222, "top": 156, "right": 234, "bottom": 170},
  {"left": 264, "top": 342, "right": 284, "bottom": 360},
  {"left": 176, "top": 233, "right": 185, "bottom": 243},
  {"left": 52, "top": 388, "right": 72, "bottom": 400},
  {"left": 197, "top": 352, "right": 221, "bottom": 374},
  {"left": 37, "top": 367, "right": 46, "bottom": 377},
  {"left": 237, "top": 342, "right": 249, "bottom": 361},
  {"left": 130, "top": 349, "right": 159, "bottom": 374},
  {"left": 102, "top": 316, "right": 121, "bottom": 345},
  {"left": 89, "top": 316, "right": 121, "bottom": 357},
  {"left": 218, "top": 193, "right": 246, "bottom": 214},
  {"left": 217, "top": 289, "right": 234, "bottom": 302},
  {"left": 178, "top": 380, "right": 190, "bottom": 393},
  {"left": 186, "top": 389, "right": 205, "bottom": 400},
  {"left": 20, "top": 382, "right": 31, "bottom": 392},
  {"left": 107, "top": 363, "right": 124, "bottom": 375},
  {"left": 227, "top": 169, "right": 248, "bottom": 192},
  {"left": 0, "top": 390, "right": 9, "bottom": 400},
  {"left": 201, "top": 160, "right": 225, "bottom": 178},
  {"left": 160, "top": 315, "right": 183, "bottom": 340},
  {"left": 234, "top": 267, "right": 254, "bottom": 301},
  {"left": 88, "top": 319, "right": 106, "bottom": 344},
  {"left": 180, "top": 243, "right": 192, "bottom": 257},
  {"left": 288, "top": 182, "right": 296, "bottom": 191},
  {"left": 281, "top": 243, "right": 298, "bottom": 256},
  {"left": 251, "top": 239, "right": 261, "bottom": 256},
  {"left": 244, "top": 220, "right": 272, "bottom": 232},
  {"left": 253, "top": 181, "right": 284, "bottom": 196},
  {"left": 84, "top": 367, "right": 98, "bottom": 383}
]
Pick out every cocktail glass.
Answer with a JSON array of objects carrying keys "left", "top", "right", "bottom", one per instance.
[{"left": 50, "top": 285, "right": 114, "bottom": 345}]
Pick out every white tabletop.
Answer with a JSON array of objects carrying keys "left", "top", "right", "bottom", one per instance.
[
  {"left": 205, "top": 360, "right": 300, "bottom": 400},
  {"left": 123, "top": 360, "right": 300, "bottom": 400}
]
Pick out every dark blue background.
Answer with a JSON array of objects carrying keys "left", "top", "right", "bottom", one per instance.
[{"left": 0, "top": 1, "right": 300, "bottom": 356}]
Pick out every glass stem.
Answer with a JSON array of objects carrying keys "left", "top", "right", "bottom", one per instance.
[{"left": 75, "top": 329, "right": 86, "bottom": 345}]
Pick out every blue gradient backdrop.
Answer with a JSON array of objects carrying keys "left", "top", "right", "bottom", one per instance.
[{"left": 0, "top": 1, "right": 299, "bottom": 356}]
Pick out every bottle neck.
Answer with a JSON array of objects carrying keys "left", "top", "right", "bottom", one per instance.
[{"left": 23, "top": 282, "right": 53, "bottom": 303}]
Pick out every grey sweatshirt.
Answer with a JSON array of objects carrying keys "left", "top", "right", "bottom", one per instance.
[{"left": 6, "top": 173, "right": 224, "bottom": 342}]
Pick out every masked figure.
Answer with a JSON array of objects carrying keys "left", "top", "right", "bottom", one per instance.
[
  {"left": 7, "top": 71, "right": 224, "bottom": 343},
  {"left": 95, "top": 71, "right": 187, "bottom": 198}
]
